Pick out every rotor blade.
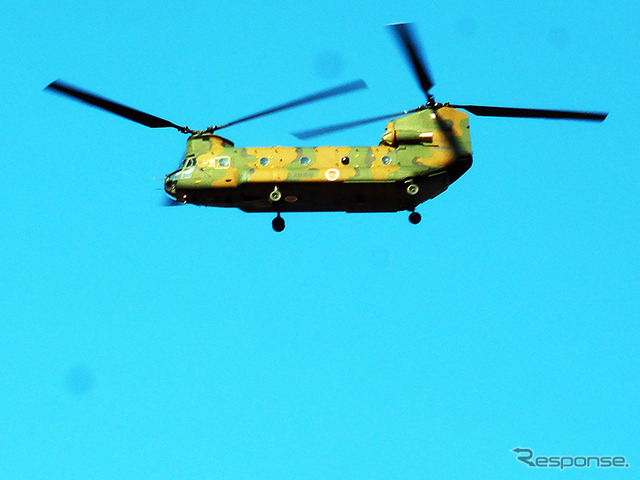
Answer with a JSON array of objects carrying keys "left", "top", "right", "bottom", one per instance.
[
  {"left": 433, "top": 111, "right": 465, "bottom": 159},
  {"left": 388, "top": 22, "right": 435, "bottom": 100},
  {"left": 292, "top": 111, "right": 408, "bottom": 140},
  {"left": 450, "top": 104, "right": 607, "bottom": 121},
  {"left": 216, "top": 79, "right": 368, "bottom": 131},
  {"left": 45, "top": 80, "right": 190, "bottom": 132},
  {"left": 160, "top": 196, "right": 183, "bottom": 207}
]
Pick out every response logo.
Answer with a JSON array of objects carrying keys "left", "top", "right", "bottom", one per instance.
[{"left": 512, "top": 447, "right": 629, "bottom": 470}]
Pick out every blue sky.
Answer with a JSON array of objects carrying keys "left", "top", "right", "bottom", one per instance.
[{"left": 1, "top": 1, "right": 638, "bottom": 478}]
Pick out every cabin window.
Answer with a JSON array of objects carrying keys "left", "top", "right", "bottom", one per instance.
[
  {"left": 300, "top": 156, "right": 310, "bottom": 166},
  {"left": 216, "top": 156, "right": 230, "bottom": 168},
  {"left": 259, "top": 157, "right": 270, "bottom": 166},
  {"left": 381, "top": 155, "right": 392, "bottom": 165}
]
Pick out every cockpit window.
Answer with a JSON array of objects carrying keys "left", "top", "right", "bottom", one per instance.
[{"left": 180, "top": 156, "right": 196, "bottom": 169}]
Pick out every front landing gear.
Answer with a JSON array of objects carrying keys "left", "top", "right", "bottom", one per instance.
[
  {"left": 408, "top": 211, "right": 422, "bottom": 224},
  {"left": 272, "top": 213, "right": 285, "bottom": 232}
]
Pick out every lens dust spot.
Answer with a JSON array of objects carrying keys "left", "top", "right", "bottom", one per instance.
[
  {"left": 548, "top": 26, "right": 570, "bottom": 48},
  {"left": 313, "top": 51, "right": 344, "bottom": 80},
  {"left": 456, "top": 17, "right": 478, "bottom": 37},
  {"left": 65, "top": 366, "right": 95, "bottom": 395}
]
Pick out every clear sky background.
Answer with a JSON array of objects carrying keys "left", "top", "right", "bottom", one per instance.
[{"left": 1, "top": 1, "right": 638, "bottom": 478}]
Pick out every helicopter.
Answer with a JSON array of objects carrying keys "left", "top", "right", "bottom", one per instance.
[{"left": 45, "top": 23, "right": 607, "bottom": 232}]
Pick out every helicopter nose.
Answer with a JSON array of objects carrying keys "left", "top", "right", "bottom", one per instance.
[{"left": 164, "top": 175, "right": 178, "bottom": 195}]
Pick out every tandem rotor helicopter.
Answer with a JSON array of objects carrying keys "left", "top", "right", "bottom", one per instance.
[{"left": 46, "top": 23, "right": 607, "bottom": 232}]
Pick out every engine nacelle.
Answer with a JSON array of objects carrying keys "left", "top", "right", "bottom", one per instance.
[{"left": 381, "top": 129, "right": 434, "bottom": 146}]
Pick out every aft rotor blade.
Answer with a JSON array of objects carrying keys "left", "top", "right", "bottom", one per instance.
[
  {"left": 45, "top": 80, "right": 190, "bottom": 132},
  {"left": 388, "top": 23, "right": 435, "bottom": 101},
  {"left": 216, "top": 79, "right": 368, "bottom": 131},
  {"left": 450, "top": 104, "right": 608, "bottom": 121},
  {"left": 292, "top": 111, "right": 408, "bottom": 140},
  {"left": 433, "top": 111, "right": 465, "bottom": 159}
]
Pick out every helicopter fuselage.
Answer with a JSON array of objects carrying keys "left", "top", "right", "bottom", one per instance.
[{"left": 164, "top": 107, "right": 473, "bottom": 213}]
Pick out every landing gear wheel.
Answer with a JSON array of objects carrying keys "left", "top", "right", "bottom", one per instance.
[
  {"left": 409, "top": 211, "right": 422, "bottom": 224},
  {"left": 269, "top": 186, "right": 282, "bottom": 203},
  {"left": 406, "top": 183, "right": 419, "bottom": 195},
  {"left": 272, "top": 214, "right": 285, "bottom": 232}
]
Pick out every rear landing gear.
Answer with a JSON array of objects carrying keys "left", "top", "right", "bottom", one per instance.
[
  {"left": 272, "top": 213, "right": 285, "bottom": 232},
  {"left": 409, "top": 211, "right": 421, "bottom": 224}
]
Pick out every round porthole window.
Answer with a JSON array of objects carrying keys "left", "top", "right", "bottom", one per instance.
[
  {"left": 259, "top": 157, "right": 270, "bottom": 166},
  {"left": 218, "top": 157, "right": 230, "bottom": 167},
  {"left": 300, "top": 156, "right": 310, "bottom": 166},
  {"left": 381, "top": 155, "right": 392, "bottom": 165}
]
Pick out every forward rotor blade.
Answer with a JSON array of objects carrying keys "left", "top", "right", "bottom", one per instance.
[
  {"left": 160, "top": 196, "right": 183, "bottom": 207},
  {"left": 388, "top": 23, "right": 435, "bottom": 101},
  {"left": 45, "top": 80, "right": 189, "bottom": 132},
  {"left": 216, "top": 79, "right": 368, "bottom": 131},
  {"left": 450, "top": 104, "right": 607, "bottom": 121},
  {"left": 292, "top": 111, "right": 407, "bottom": 140}
]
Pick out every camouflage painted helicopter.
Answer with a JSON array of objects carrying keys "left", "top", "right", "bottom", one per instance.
[{"left": 46, "top": 23, "right": 607, "bottom": 232}]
